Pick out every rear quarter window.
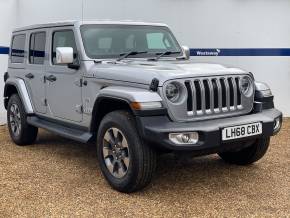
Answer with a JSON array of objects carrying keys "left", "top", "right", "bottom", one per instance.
[{"left": 11, "top": 34, "right": 26, "bottom": 63}]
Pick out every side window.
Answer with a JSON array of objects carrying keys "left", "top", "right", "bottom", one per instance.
[
  {"left": 52, "top": 30, "right": 78, "bottom": 65},
  {"left": 11, "top": 34, "right": 26, "bottom": 63},
  {"left": 29, "top": 32, "right": 46, "bottom": 64}
]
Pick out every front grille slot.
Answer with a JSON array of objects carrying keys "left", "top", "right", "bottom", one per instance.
[
  {"left": 228, "top": 78, "right": 234, "bottom": 107},
  {"left": 194, "top": 80, "right": 202, "bottom": 111},
  {"left": 212, "top": 79, "right": 219, "bottom": 108},
  {"left": 235, "top": 77, "right": 241, "bottom": 105},
  {"left": 203, "top": 80, "right": 211, "bottom": 110},
  {"left": 184, "top": 81, "right": 193, "bottom": 111},
  {"left": 220, "top": 78, "right": 227, "bottom": 108},
  {"left": 185, "top": 76, "right": 244, "bottom": 116}
]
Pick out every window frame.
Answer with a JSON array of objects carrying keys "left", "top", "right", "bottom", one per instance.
[
  {"left": 28, "top": 31, "right": 47, "bottom": 65},
  {"left": 10, "top": 33, "right": 26, "bottom": 64}
]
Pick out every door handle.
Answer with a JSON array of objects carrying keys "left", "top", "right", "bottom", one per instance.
[
  {"left": 25, "top": 73, "right": 34, "bottom": 79},
  {"left": 45, "top": 75, "right": 57, "bottom": 82}
]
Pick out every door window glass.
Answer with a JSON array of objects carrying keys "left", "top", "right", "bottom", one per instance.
[
  {"left": 52, "top": 30, "right": 78, "bottom": 65},
  {"left": 11, "top": 34, "right": 26, "bottom": 63},
  {"left": 29, "top": 32, "right": 46, "bottom": 64}
]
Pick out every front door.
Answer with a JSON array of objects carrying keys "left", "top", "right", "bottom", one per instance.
[{"left": 45, "top": 29, "right": 82, "bottom": 122}]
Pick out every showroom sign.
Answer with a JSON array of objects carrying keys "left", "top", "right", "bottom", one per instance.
[{"left": 190, "top": 48, "right": 290, "bottom": 56}]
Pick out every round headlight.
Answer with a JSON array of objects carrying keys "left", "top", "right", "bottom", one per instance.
[
  {"left": 240, "top": 76, "right": 253, "bottom": 97},
  {"left": 166, "top": 83, "right": 180, "bottom": 102}
]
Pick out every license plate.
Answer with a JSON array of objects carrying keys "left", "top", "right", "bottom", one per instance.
[{"left": 222, "top": 122, "right": 262, "bottom": 141}]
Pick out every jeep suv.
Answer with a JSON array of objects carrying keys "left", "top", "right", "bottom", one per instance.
[{"left": 4, "top": 21, "right": 282, "bottom": 193}]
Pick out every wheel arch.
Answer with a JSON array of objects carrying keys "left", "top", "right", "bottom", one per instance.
[
  {"left": 4, "top": 78, "right": 34, "bottom": 114},
  {"left": 90, "top": 96, "right": 133, "bottom": 135},
  {"left": 89, "top": 86, "right": 163, "bottom": 138}
]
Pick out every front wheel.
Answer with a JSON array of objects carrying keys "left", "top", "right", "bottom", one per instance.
[
  {"left": 97, "top": 110, "right": 156, "bottom": 193},
  {"left": 218, "top": 137, "right": 270, "bottom": 165}
]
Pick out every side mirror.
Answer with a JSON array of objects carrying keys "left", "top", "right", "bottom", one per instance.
[
  {"left": 56, "top": 47, "right": 74, "bottom": 64},
  {"left": 182, "top": 46, "right": 190, "bottom": 60}
]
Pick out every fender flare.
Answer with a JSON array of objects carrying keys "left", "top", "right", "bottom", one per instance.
[
  {"left": 89, "top": 86, "right": 163, "bottom": 132},
  {"left": 4, "top": 78, "right": 34, "bottom": 114},
  {"left": 95, "top": 86, "right": 163, "bottom": 103}
]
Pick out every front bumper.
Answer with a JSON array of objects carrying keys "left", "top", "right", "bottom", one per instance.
[{"left": 136, "top": 108, "right": 282, "bottom": 152}]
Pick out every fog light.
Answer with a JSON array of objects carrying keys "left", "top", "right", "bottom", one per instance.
[
  {"left": 274, "top": 118, "right": 281, "bottom": 132},
  {"left": 169, "top": 132, "right": 199, "bottom": 145}
]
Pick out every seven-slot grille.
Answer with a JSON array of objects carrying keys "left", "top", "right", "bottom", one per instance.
[{"left": 184, "top": 76, "right": 243, "bottom": 116}]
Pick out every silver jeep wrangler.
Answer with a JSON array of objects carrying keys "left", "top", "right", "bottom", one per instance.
[{"left": 4, "top": 21, "right": 282, "bottom": 192}]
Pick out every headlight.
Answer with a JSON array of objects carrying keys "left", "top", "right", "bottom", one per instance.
[
  {"left": 239, "top": 76, "right": 254, "bottom": 97},
  {"left": 166, "top": 82, "right": 180, "bottom": 102}
]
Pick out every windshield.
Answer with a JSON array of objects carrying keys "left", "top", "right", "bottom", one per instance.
[{"left": 80, "top": 24, "right": 182, "bottom": 59}]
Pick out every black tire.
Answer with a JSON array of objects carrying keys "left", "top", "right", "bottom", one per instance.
[
  {"left": 7, "top": 94, "right": 38, "bottom": 145},
  {"left": 218, "top": 137, "right": 270, "bottom": 165},
  {"left": 97, "top": 110, "right": 156, "bottom": 193}
]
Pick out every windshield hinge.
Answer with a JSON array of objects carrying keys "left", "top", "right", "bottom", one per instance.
[
  {"left": 74, "top": 78, "right": 83, "bottom": 87},
  {"left": 41, "top": 98, "right": 47, "bottom": 106},
  {"left": 75, "top": 104, "right": 83, "bottom": 113}
]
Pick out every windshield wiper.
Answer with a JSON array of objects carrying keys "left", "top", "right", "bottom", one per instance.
[
  {"left": 117, "top": 51, "right": 148, "bottom": 61},
  {"left": 148, "top": 51, "right": 181, "bottom": 61}
]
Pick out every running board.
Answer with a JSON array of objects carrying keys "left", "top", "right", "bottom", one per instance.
[{"left": 27, "top": 116, "right": 93, "bottom": 143}]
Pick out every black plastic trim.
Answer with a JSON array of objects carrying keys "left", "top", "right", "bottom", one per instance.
[
  {"left": 133, "top": 108, "right": 167, "bottom": 116},
  {"left": 149, "top": 78, "right": 159, "bottom": 92},
  {"left": 27, "top": 116, "right": 92, "bottom": 143},
  {"left": 135, "top": 108, "right": 282, "bottom": 153},
  {"left": 4, "top": 72, "right": 9, "bottom": 82}
]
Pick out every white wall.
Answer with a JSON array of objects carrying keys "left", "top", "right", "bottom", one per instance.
[
  {"left": 0, "top": 0, "right": 18, "bottom": 124},
  {"left": 1, "top": 0, "right": 289, "bottom": 123}
]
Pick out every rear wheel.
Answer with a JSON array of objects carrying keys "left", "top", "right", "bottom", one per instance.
[
  {"left": 7, "top": 94, "right": 38, "bottom": 145},
  {"left": 97, "top": 110, "right": 156, "bottom": 193},
  {"left": 218, "top": 137, "right": 270, "bottom": 165}
]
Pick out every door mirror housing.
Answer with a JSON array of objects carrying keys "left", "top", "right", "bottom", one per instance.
[
  {"left": 56, "top": 47, "right": 74, "bottom": 64},
  {"left": 182, "top": 46, "right": 190, "bottom": 60}
]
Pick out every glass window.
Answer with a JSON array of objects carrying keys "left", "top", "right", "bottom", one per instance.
[
  {"left": 80, "top": 25, "right": 182, "bottom": 59},
  {"left": 29, "top": 32, "right": 46, "bottom": 64},
  {"left": 146, "top": 33, "right": 167, "bottom": 49},
  {"left": 52, "top": 30, "right": 78, "bottom": 65},
  {"left": 11, "top": 34, "right": 26, "bottom": 63}
]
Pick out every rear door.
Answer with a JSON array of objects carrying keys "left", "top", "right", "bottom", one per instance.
[
  {"left": 25, "top": 31, "right": 47, "bottom": 114},
  {"left": 45, "top": 28, "right": 82, "bottom": 122}
]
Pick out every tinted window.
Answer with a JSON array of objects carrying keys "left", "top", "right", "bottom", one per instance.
[
  {"left": 52, "top": 30, "right": 78, "bottom": 65},
  {"left": 11, "top": 34, "right": 26, "bottom": 63},
  {"left": 29, "top": 32, "right": 46, "bottom": 64}
]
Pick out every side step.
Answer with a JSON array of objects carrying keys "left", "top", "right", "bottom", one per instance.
[{"left": 27, "top": 116, "right": 93, "bottom": 143}]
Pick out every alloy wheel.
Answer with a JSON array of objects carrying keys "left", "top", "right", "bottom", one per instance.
[
  {"left": 102, "top": 127, "right": 130, "bottom": 178},
  {"left": 9, "top": 103, "right": 21, "bottom": 137}
]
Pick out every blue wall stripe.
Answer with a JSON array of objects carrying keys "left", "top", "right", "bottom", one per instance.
[
  {"left": 0, "top": 46, "right": 9, "bottom": 54},
  {"left": 1, "top": 46, "right": 290, "bottom": 56},
  {"left": 190, "top": 48, "right": 290, "bottom": 56}
]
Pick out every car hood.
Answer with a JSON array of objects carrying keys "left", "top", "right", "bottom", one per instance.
[{"left": 87, "top": 59, "right": 248, "bottom": 86}]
